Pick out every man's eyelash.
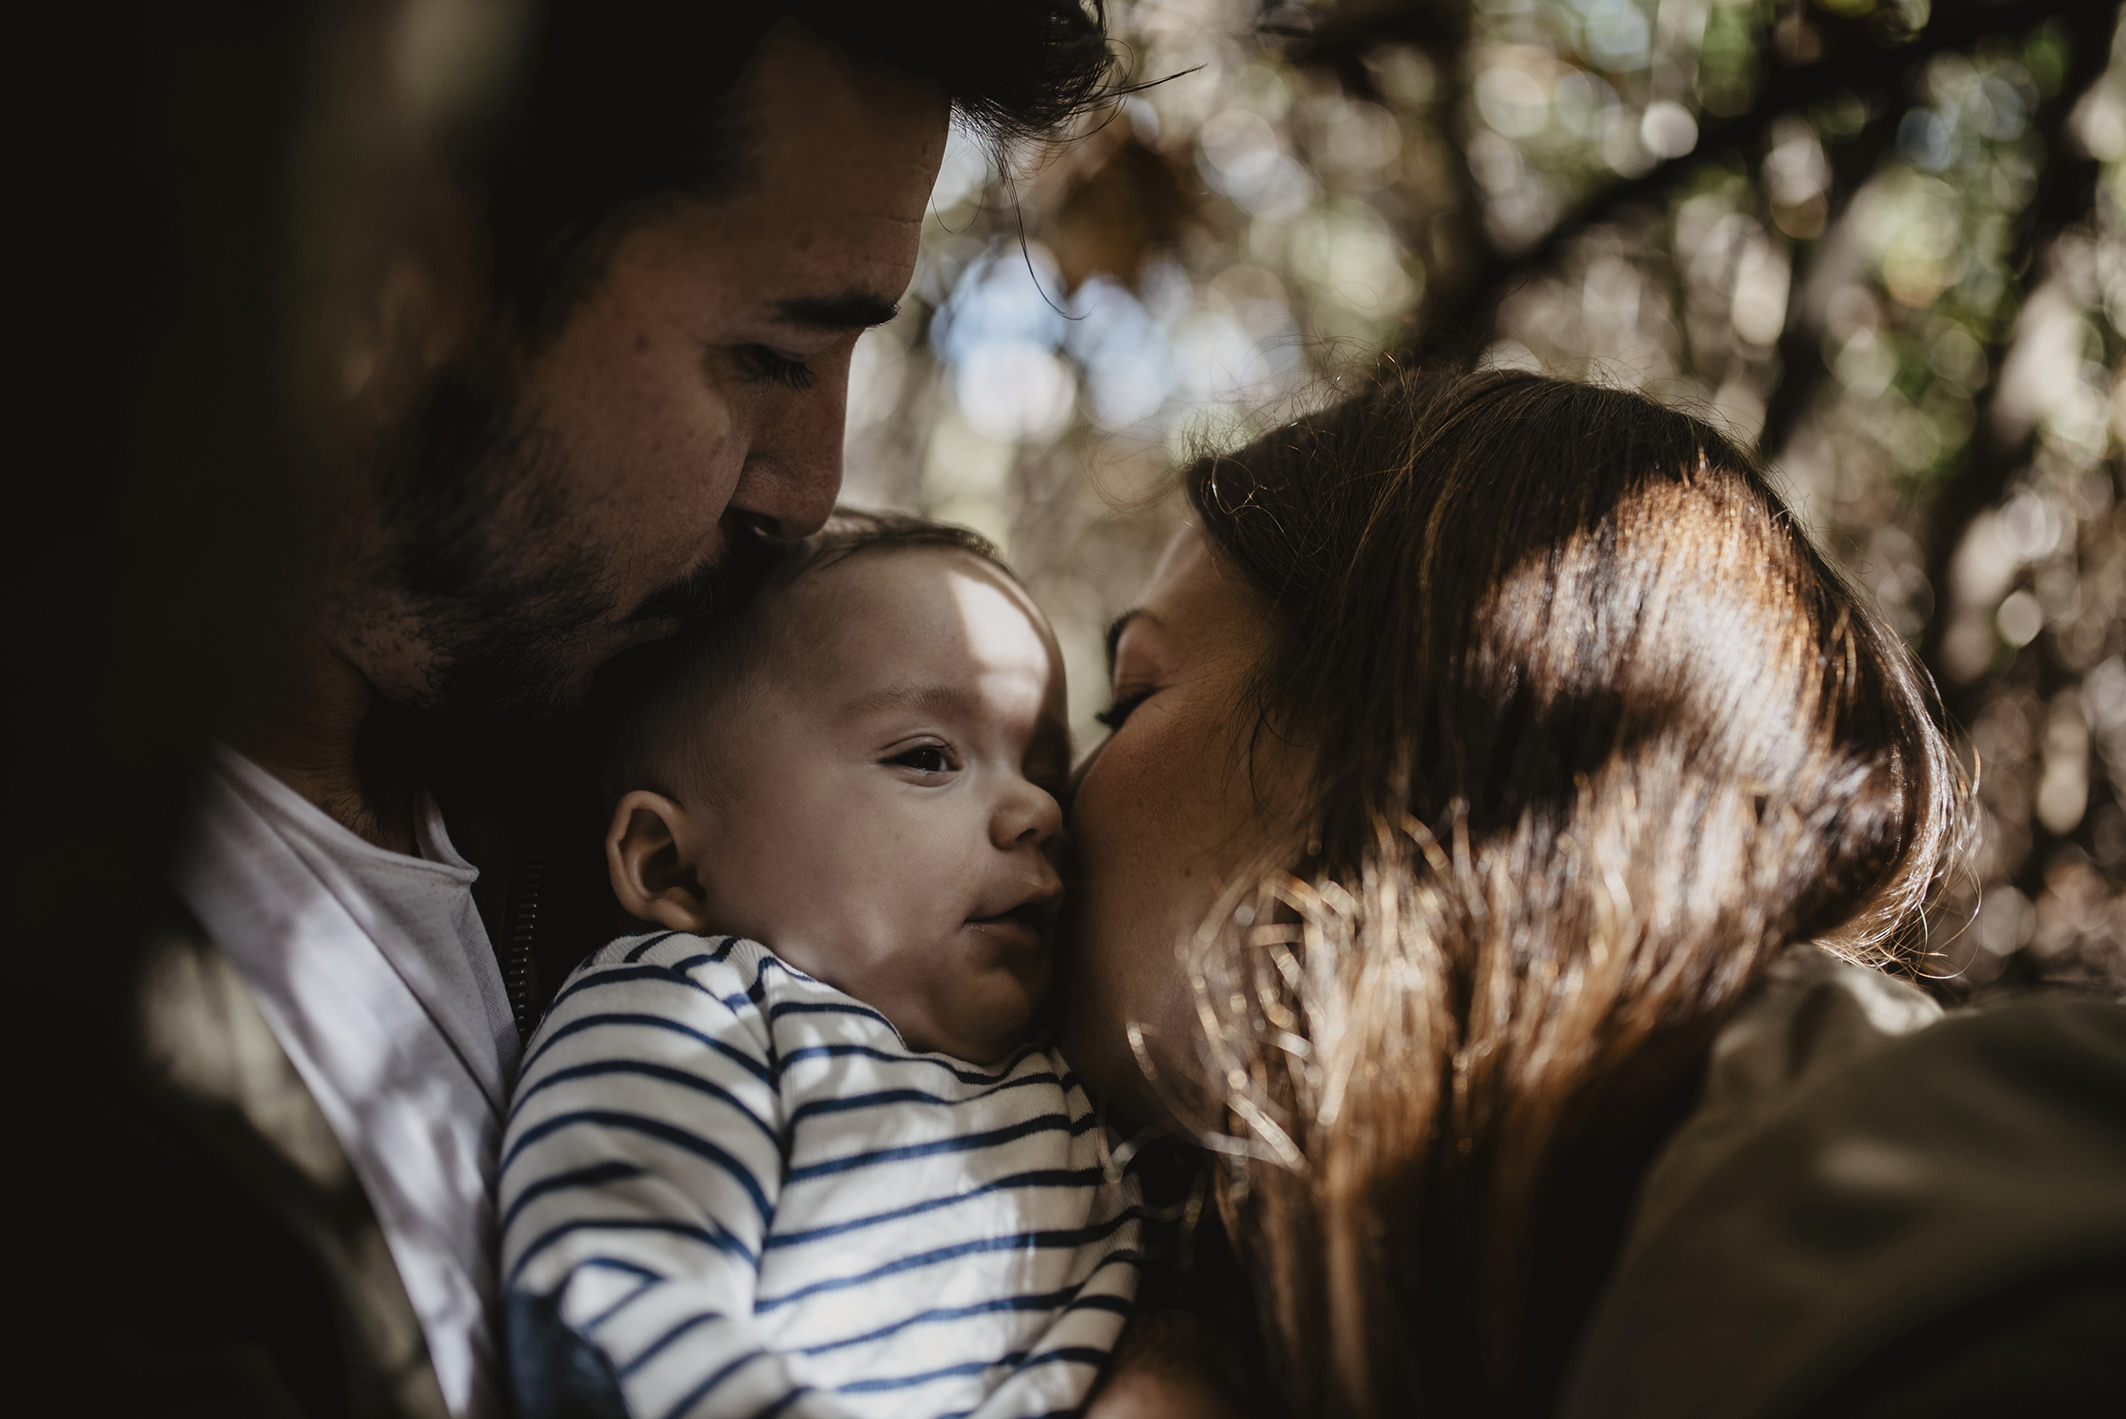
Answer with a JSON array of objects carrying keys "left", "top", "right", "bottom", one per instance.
[
  {"left": 1094, "top": 689, "right": 1152, "bottom": 730},
  {"left": 734, "top": 344, "right": 816, "bottom": 391}
]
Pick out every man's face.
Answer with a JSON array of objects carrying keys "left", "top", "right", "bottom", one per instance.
[{"left": 341, "top": 24, "right": 950, "bottom": 720}]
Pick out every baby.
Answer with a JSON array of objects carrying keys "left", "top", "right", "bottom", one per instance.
[{"left": 500, "top": 512, "right": 1141, "bottom": 1419}]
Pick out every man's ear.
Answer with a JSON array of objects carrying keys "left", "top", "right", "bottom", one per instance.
[
  {"left": 333, "top": 179, "right": 486, "bottom": 424},
  {"left": 607, "top": 791, "right": 713, "bottom": 933}
]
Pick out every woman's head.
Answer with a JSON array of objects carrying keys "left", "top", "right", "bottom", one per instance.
[{"left": 1061, "top": 368, "right": 1966, "bottom": 1415}]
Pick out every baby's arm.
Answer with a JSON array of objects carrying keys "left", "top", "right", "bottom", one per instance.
[{"left": 500, "top": 934, "right": 857, "bottom": 1419}]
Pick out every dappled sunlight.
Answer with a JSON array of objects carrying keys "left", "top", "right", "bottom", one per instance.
[{"left": 834, "top": 0, "right": 2125, "bottom": 998}]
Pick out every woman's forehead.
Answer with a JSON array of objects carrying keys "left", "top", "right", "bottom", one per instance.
[
  {"left": 1146, "top": 522, "right": 1212, "bottom": 599},
  {"left": 1120, "top": 523, "right": 1273, "bottom": 658}
]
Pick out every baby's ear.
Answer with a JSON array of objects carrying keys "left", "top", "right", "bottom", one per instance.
[{"left": 607, "top": 790, "right": 712, "bottom": 933}]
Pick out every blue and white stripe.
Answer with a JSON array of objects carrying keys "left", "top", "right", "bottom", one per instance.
[{"left": 501, "top": 931, "right": 1141, "bottom": 1419}]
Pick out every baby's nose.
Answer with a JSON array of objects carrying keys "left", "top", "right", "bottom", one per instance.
[{"left": 993, "top": 777, "right": 1064, "bottom": 849}]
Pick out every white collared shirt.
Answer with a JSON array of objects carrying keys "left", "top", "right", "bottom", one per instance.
[{"left": 173, "top": 744, "right": 519, "bottom": 1418}]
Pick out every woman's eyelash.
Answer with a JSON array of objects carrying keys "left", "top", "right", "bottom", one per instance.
[
  {"left": 734, "top": 344, "right": 815, "bottom": 391},
  {"left": 1094, "top": 689, "right": 1153, "bottom": 731}
]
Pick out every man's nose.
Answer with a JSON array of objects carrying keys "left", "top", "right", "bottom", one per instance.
[{"left": 726, "top": 365, "right": 850, "bottom": 539}]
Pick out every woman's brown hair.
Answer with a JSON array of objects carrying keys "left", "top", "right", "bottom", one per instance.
[{"left": 1180, "top": 369, "right": 1968, "bottom": 1416}]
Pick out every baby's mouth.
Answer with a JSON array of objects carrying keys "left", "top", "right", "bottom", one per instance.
[{"left": 966, "top": 900, "right": 1053, "bottom": 955}]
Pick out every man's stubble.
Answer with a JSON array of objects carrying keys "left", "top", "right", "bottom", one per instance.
[{"left": 353, "top": 354, "right": 759, "bottom": 725}]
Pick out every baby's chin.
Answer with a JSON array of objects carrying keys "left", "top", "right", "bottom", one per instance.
[{"left": 917, "top": 964, "right": 1049, "bottom": 1065}]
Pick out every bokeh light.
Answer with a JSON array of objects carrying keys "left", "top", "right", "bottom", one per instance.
[{"left": 839, "top": 0, "right": 2126, "bottom": 1000}]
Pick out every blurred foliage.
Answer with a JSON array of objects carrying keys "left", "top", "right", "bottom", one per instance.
[{"left": 839, "top": 0, "right": 2126, "bottom": 998}]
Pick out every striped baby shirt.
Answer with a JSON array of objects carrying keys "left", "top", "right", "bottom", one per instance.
[{"left": 500, "top": 931, "right": 1142, "bottom": 1419}]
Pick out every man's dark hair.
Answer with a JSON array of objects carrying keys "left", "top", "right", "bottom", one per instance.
[
  {"left": 361, "top": 1, "right": 1113, "bottom": 723},
  {"left": 471, "top": 0, "right": 1117, "bottom": 337}
]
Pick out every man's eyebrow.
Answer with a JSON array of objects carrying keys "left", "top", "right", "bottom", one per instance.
[
  {"left": 843, "top": 682, "right": 979, "bottom": 717},
  {"left": 774, "top": 291, "right": 900, "bottom": 332},
  {"left": 1105, "top": 609, "right": 1144, "bottom": 677}
]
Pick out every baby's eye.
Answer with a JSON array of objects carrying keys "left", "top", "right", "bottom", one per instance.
[{"left": 884, "top": 744, "right": 957, "bottom": 776}]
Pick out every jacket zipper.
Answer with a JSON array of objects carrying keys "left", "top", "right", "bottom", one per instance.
[{"left": 504, "top": 840, "right": 544, "bottom": 1043}]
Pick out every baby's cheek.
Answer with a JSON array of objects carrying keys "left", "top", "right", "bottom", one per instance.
[{"left": 941, "top": 960, "right": 1044, "bottom": 1064}]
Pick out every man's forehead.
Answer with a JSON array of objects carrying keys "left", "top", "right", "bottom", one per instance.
[
  {"left": 680, "top": 28, "right": 944, "bottom": 335},
  {"left": 731, "top": 19, "right": 950, "bottom": 223},
  {"left": 694, "top": 165, "right": 929, "bottom": 337}
]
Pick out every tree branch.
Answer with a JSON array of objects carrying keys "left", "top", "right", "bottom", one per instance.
[
  {"left": 1396, "top": 0, "right": 2105, "bottom": 358},
  {"left": 1916, "top": 4, "right": 2119, "bottom": 721},
  {"left": 1752, "top": 89, "right": 1909, "bottom": 464}
]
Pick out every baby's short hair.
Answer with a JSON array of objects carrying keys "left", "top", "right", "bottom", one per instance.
[{"left": 596, "top": 509, "right": 1010, "bottom": 822}]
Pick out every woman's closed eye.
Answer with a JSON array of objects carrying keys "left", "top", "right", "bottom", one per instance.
[{"left": 1093, "top": 688, "right": 1154, "bottom": 731}]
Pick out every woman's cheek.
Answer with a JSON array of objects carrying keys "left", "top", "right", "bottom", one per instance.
[
  {"left": 1057, "top": 745, "right": 1152, "bottom": 1100},
  {"left": 1060, "top": 718, "right": 1214, "bottom": 1121}
]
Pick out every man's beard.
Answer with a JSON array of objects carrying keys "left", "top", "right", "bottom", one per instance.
[{"left": 361, "top": 359, "right": 759, "bottom": 725}]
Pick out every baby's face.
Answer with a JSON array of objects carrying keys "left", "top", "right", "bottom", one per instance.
[{"left": 680, "top": 547, "right": 1069, "bottom": 1062}]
